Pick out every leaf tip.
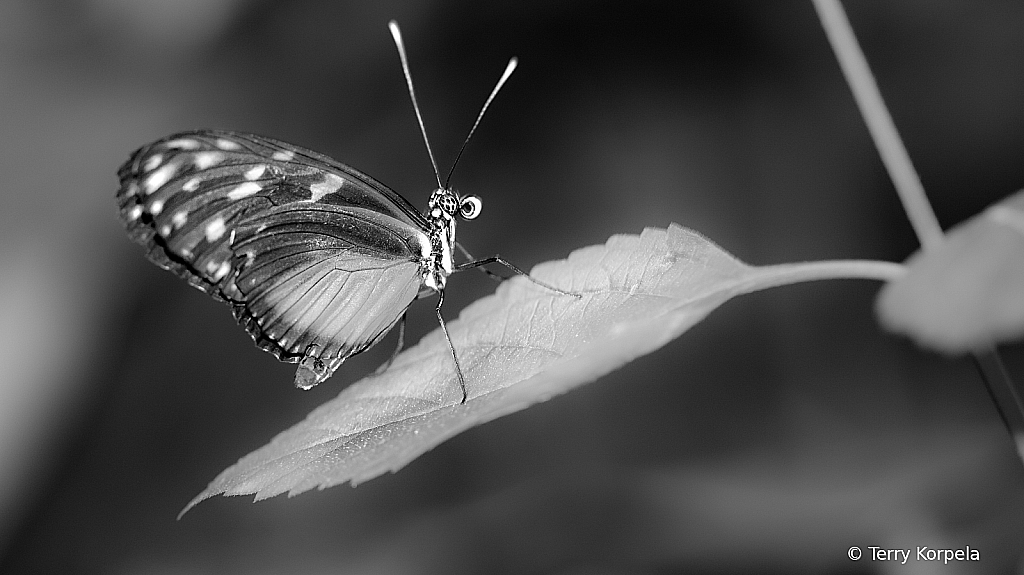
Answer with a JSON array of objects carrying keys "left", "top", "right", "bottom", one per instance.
[{"left": 177, "top": 492, "right": 210, "bottom": 520}]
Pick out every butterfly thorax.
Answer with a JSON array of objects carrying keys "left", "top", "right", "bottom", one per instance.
[{"left": 422, "top": 188, "right": 459, "bottom": 292}]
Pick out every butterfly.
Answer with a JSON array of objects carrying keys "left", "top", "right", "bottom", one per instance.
[{"left": 116, "top": 22, "right": 574, "bottom": 403}]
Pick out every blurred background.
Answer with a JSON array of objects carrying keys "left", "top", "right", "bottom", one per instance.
[{"left": 1, "top": 0, "right": 1023, "bottom": 573}]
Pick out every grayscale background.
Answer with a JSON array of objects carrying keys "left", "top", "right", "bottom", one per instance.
[{"left": 1, "top": 1, "right": 1023, "bottom": 573}]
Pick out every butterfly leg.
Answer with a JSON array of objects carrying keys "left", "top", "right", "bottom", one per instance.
[
  {"left": 454, "top": 256, "right": 581, "bottom": 299},
  {"left": 435, "top": 290, "right": 468, "bottom": 404},
  {"left": 456, "top": 242, "right": 506, "bottom": 283},
  {"left": 374, "top": 312, "right": 408, "bottom": 375}
]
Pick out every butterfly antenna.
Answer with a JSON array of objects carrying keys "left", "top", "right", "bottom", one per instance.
[
  {"left": 444, "top": 57, "right": 518, "bottom": 189},
  {"left": 389, "top": 20, "right": 443, "bottom": 189}
]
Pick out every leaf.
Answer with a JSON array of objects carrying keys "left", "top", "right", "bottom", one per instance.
[
  {"left": 876, "top": 189, "right": 1024, "bottom": 354},
  {"left": 182, "top": 224, "right": 902, "bottom": 515}
]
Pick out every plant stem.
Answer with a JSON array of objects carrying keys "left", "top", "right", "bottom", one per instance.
[
  {"left": 748, "top": 259, "right": 905, "bottom": 290},
  {"left": 811, "top": 0, "right": 944, "bottom": 250},
  {"left": 973, "top": 351, "right": 1024, "bottom": 461},
  {"left": 812, "top": 0, "right": 1024, "bottom": 462}
]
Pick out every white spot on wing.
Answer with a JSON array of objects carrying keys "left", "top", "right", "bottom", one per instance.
[
  {"left": 227, "top": 181, "right": 262, "bottom": 200},
  {"left": 193, "top": 151, "right": 224, "bottom": 170},
  {"left": 165, "top": 139, "right": 200, "bottom": 150},
  {"left": 308, "top": 173, "right": 345, "bottom": 202},
  {"left": 215, "top": 138, "right": 241, "bottom": 150},
  {"left": 171, "top": 211, "right": 188, "bottom": 229},
  {"left": 272, "top": 149, "right": 295, "bottom": 162},
  {"left": 127, "top": 205, "right": 143, "bottom": 221},
  {"left": 182, "top": 177, "right": 201, "bottom": 192},
  {"left": 149, "top": 198, "right": 165, "bottom": 215},
  {"left": 206, "top": 260, "right": 231, "bottom": 281},
  {"left": 143, "top": 162, "right": 177, "bottom": 194},
  {"left": 205, "top": 217, "right": 226, "bottom": 242},
  {"left": 143, "top": 154, "right": 163, "bottom": 172},
  {"left": 159, "top": 224, "right": 171, "bottom": 236},
  {"left": 244, "top": 165, "right": 266, "bottom": 180}
]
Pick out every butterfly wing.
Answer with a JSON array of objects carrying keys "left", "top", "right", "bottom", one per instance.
[{"left": 116, "top": 130, "right": 432, "bottom": 387}]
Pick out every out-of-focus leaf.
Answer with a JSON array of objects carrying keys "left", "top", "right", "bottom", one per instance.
[
  {"left": 183, "top": 224, "right": 901, "bottom": 515},
  {"left": 877, "top": 190, "right": 1024, "bottom": 353}
]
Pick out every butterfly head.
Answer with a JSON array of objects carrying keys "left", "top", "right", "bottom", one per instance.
[{"left": 428, "top": 188, "right": 482, "bottom": 222}]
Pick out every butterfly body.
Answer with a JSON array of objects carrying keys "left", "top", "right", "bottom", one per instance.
[{"left": 117, "top": 130, "right": 480, "bottom": 389}]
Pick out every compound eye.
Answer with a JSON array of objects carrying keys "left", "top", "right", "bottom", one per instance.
[
  {"left": 459, "top": 195, "right": 482, "bottom": 220},
  {"left": 439, "top": 195, "right": 458, "bottom": 214}
]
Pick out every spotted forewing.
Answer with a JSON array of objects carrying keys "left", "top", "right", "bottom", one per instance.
[{"left": 117, "top": 130, "right": 435, "bottom": 387}]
